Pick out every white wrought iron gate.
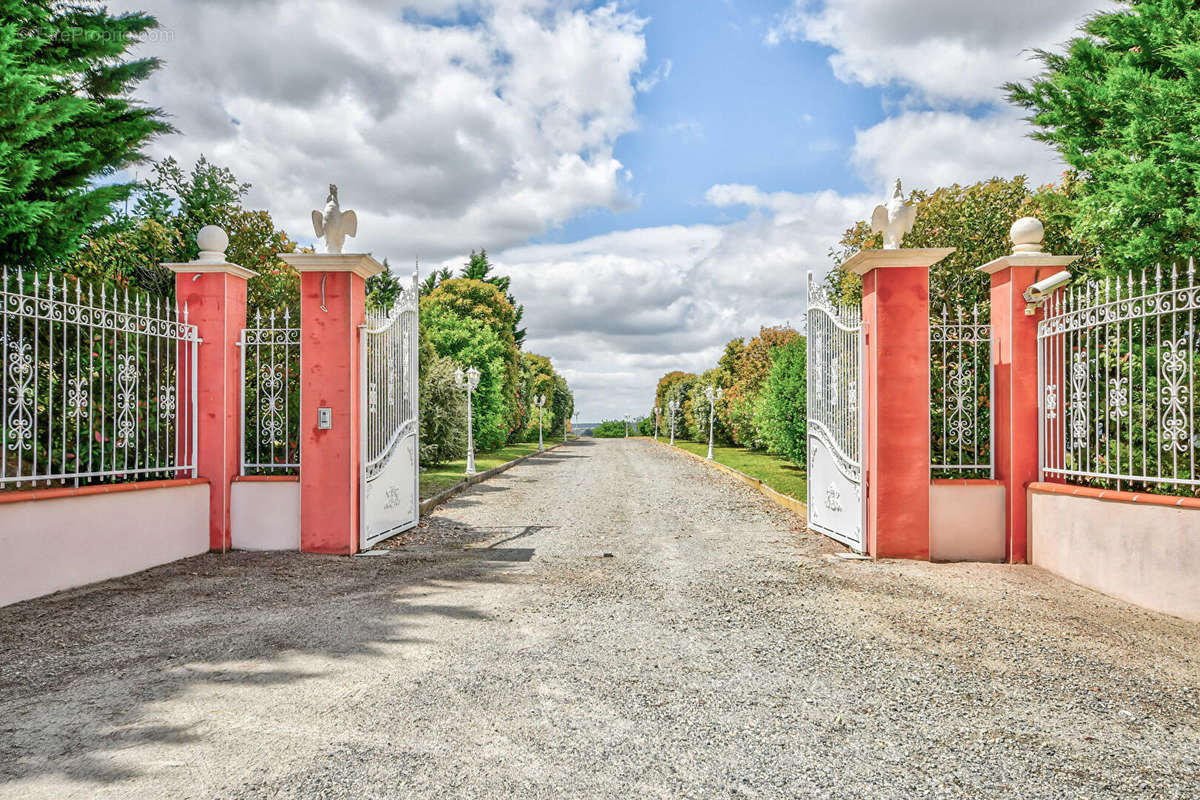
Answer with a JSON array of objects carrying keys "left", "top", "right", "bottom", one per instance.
[
  {"left": 806, "top": 272, "right": 866, "bottom": 552},
  {"left": 359, "top": 273, "right": 420, "bottom": 549}
]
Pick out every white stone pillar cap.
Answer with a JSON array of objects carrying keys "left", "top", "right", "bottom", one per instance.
[
  {"left": 978, "top": 217, "right": 1080, "bottom": 274},
  {"left": 163, "top": 225, "right": 257, "bottom": 279}
]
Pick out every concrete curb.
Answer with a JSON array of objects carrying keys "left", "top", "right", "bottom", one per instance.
[
  {"left": 647, "top": 437, "right": 808, "bottom": 520},
  {"left": 419, "top": 442, "right": 566, "bottom": 516}
]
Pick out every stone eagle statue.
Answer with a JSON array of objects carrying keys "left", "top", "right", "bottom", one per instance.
[
  {"left": 311, "top": 184, "right": 357, "bottom": 254},
  {"left": 870, "top": 179, "right": 917, "bottom": 250}
]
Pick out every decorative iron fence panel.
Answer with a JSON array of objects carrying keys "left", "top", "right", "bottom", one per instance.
[
  {"left": 930, "top": 305, "right": 993, "bottom": 478},
  {"left": 1, "top": 269, "right": 198, "bottom": 488},
  {"left": 239, "top": 309, "right": 300, "bottom": 475},
  {"left": 1038, "top": 263, "right": 1199, "bottom": 494}
]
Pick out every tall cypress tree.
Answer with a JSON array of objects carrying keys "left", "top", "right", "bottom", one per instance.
[
  {"left": 0, "top": 1, "right": 169, "bottom": 267},
  {"left": 1006, "top": 0, "right": 1200, "bottom": 270}
]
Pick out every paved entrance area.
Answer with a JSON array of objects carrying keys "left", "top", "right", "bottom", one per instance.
[{"left": 1, "top": 439, "right": 1196, "bottom": 798}]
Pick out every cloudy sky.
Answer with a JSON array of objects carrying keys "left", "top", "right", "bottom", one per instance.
[{"left": 114, "top": 0, "right": 1108, "bottom": 419}]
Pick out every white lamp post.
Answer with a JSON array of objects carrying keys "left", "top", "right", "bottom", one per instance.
[
  {"left": 653, "top": 407, "right": 661, "bottom": 440},
  {"left": 454, "top": 365, "right": 481, "bottom": 475},
  {"left": 533, "top": 393, "right": 546, "bottom": 452},
  {"left": 668, "top": 398, "right": 678, "bottom": 446},
  {"left": 705, "top": 384, "right": 723, "bottom": 460},
  {"left": 624, "top": 414, "right": 630, "bottom": 439}
]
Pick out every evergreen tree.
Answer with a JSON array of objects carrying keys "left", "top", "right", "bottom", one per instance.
[
  {"left": 0, "top": 0, "right": 170, "bottom": 266},
  {"left": 460, "top": 248, "right": 526, "bottom": 347},
  {"left": 419, "top": 266, "right": 453, "bottom": 296},
  {"left": 1007, "top": 0, "right": 1200, "bottom": 270}
]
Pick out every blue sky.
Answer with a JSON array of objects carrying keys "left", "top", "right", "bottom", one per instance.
[{"left": 545, "top": 0, "right": 887, "bottom": 243}]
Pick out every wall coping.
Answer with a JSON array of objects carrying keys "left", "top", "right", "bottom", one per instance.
[
  {"left": 931, "top": 478, "right": 1003, "bottom": 486},
  {"left": 0, "top": 478, "right": 209, "bottom": 505},
  {"left": 1028, "top": 481, "right": 1200, "bottom": 510},
  {"left": 233, "top": 475, "right": 300, "bottom": 483}
]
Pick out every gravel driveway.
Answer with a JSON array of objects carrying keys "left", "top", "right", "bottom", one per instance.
[{"left": 1, "top": 438, "right": 1197, "bottom": 799}]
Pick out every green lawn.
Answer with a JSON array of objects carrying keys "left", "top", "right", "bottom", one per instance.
[
  {"left": 419, "top": 441, "right": 561, "bottom": 500},
  {"left": 663, "top": 439, "right": 808, "bottom": 502}
]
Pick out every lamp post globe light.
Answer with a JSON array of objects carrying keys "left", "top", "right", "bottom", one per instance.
[
  {"left": 533, "top": 393, "right": 547, "bottom": 452},
  {"left": 667, "top": 398, "right": 678, "bottom": 446},
  {"left": 705, "top": 384, "right": 723, "bottom": 460},
  {"left": 653, "top": 406, "right": 661, "bottom": 440},
  {"left": 454, "top": 365, "right": 481, "bottom": 475}
]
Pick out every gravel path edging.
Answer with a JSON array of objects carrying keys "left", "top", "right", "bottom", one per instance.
[
  {"left": 647, "top": 436, "right": 808, "bottom": 519},
  {"left": 418, "top": 441, "right": 565, "bottom": 515}
]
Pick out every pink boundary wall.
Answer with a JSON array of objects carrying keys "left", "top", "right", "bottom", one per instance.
[
  {"left": 231, "top": 477, "right": 300, "bottom": 550},
  {"left": 929, "top": 480, "right": 1005, "bottom": 562},
  {"left": 0, "top": 480, "right": 209, "bottom": 606},
  {"left": 1029, "top": 483, "right": 1200, "bottom": 621}
]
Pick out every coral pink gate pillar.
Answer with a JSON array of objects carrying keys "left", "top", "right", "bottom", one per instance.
[
  {"left": 845, "top": 248, "right": 954, "bottom": 559},
  {"left": 979, "top": 219, "right": 1078, "bottom": 563},
  {"left": 167, "top": 227, "right": 256, "bottom": 552},
  {"left": 281, "top": 253, "right": 384, "bottom": 555}
]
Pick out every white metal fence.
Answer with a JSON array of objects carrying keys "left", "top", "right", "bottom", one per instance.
[
  {"left": 931, "top": 305, "right": 994, "bottom": 478},
  {"left": 238, "top": 309, "right": 300, "bottom": 475},
  {"left": 1038, "top": 262, "right": 1199, "bottom": 494},
  {"left": 1, "top": 269, "right": 198, "bottom": 488}
]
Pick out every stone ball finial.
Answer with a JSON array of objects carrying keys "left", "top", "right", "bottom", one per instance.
[
  {"left": 196, "top": 225, "right": 229, "bottom": 256},
  {"left": 1010, "top": 217, "right": 1044, "bottom": 254}
]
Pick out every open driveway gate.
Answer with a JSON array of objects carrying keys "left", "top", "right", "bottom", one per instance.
[
  {"left": 805, "top": 272, "right": 866, "bottom": 552},
  {"left": 359, "top": 274, "right": 420, "bottom": 549}
]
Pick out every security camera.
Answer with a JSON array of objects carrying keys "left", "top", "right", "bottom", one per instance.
[{"left": 1022, "top": 270, "right": 1072, "bottom": 314}]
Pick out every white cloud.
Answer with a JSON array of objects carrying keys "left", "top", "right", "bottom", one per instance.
[
  {"left": 111, "top": 0, "right": 654, "bottom": 263},
  {"left": 851, "top": 109, "right": 1066, "bottom": 193},
  {"left": 635, "top": 59, "right": 673, "bottom": 92},
  {"left": 486, "top": 187, "right": 870, "bottom": 419},
  {"left": 767, "top": 0, "right": 1112, "bottom": 104}
]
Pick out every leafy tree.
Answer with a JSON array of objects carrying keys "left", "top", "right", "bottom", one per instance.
[
  {"left": 134, "top": 155, "right": 250, "bottom": 255},
  {"left": 687, "top": 368, "right": 732, "bottom": 444},
  {"left": 551, "top": 375, "right": 574, "bottom": 438},
  {"left": 755, "top": 338, "right": 808, "bottom": 466},
  {"left": 58, "top": 215, "right": 183, "bottom": 292},
  {"left": 591, "top": 420, "right": 630, "bottom": 438},
  {"left": 638, "top": 415, "right": 655, "bottom": 436},
  {"left": 423, "top": 277, "right": 520, "bottom": 432},
  {"left": 826, "top": 177, "right": 1084, "bottom": 310},
  {"left": 62, "top": 156, "right": 301, "bottom": 312},
  {"left": 229, "top": 208, "right": 300, "bottom": 315},
  {"left": 419, "top": 300, "right": 510, "bottom": 451},
  {"left": 655, "top": 371, "right": 697, "bottom": 439},
  {"left": 1007, "top": 0, "right": 1200, "bottom": 271},
  {"left": 0, "top": 0, "right": 170, "bottom": 267},
  {"left": 723, "top": 326, "right": 800, "bottom": 448},
  {"left": 516, "top": 351, "right": 557, "bottom": 441},
  {"left": 460, "top": 248, "right": 526, "bottom": 347},
  {"left": 419, "top": 354, "right": 467, "bottom": 465}
]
